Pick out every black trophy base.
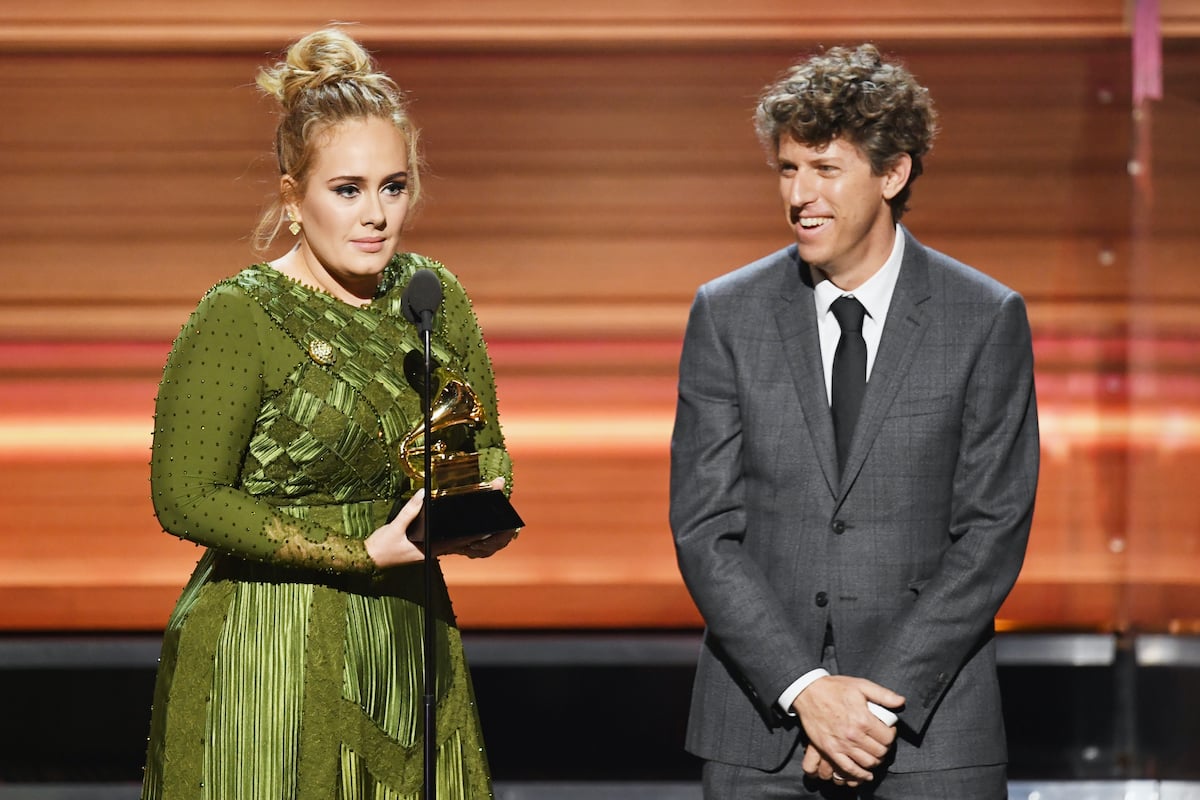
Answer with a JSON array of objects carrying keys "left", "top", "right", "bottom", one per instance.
[
  {"left": 389, "top": 488, "right": 524, "bottom": 542},
  {"left": 430, "top": 488, "right": 524, "bottom": 542}
]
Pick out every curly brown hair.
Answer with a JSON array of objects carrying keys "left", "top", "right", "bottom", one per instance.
[{"left": 754, "top": 44, "right": 938, "bottom": 222}]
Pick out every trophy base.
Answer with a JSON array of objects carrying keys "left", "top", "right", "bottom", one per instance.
[
  {"left": 388, "top": 488, "right": 524, "bottom": 543},
  {"left": 430, "top": 488, "right": 524, "bottom": 542}
]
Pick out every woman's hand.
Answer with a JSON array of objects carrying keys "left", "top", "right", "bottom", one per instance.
[
  {"left": 364, "top": 489, "right": 427, "bottom": 568},
  {"left": 367, "top": 478, "right": 519, "bottom": 566},
  {"left": 452, "top": 528, "right": 520, "bottom": 559},
  {"left": 440, "top": 477, "right": 521, "bottom": 559}
]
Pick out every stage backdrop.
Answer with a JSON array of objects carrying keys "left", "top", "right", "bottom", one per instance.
[{"left": 1, "top": 1, "right": 1198, "bottom": 631}]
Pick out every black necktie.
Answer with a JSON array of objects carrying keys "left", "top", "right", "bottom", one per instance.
[{"left": 831, "top": 296, "right": 867, "bottom": 474}]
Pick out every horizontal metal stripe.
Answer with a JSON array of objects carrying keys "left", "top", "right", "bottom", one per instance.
[{"left": 0, "top": 632, "right": 1170, "bottom": 669}]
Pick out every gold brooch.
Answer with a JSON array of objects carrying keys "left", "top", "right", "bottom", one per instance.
[{"left": 307, "top": 338, "right": 337, "bottom": 365}]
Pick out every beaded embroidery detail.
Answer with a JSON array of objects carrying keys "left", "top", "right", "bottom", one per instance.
[{"left": 307, "top": 338, "right": 337, "bottom": 365}]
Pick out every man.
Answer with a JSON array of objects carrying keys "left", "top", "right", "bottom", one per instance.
[{"left": 670, "top": 44, "right": 1038, "bottom": 798}]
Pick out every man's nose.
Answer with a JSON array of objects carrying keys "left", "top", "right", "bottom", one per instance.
[{"left": 786, "top": 172, "right": 816, "bottom": 207}]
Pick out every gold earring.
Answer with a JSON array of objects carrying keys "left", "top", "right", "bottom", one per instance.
[{"left": 287, "top": 213, "right": 301, "bottom": 236}]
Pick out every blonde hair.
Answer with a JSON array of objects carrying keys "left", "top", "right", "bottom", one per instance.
[{"left": 252, "top": 27, "right": 422, "bottom": 252}]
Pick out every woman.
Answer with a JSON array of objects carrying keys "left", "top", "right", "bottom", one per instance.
[{"left": 142, "top": 28, "right": 513, "bottom": 799}]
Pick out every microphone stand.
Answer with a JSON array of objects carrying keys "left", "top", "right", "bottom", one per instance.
[
  {"left": 419, "top": 321, "right": 437, "bottom": 800},
  {"left": 400, "top": 267, "right": 446, "bottom": 799}
]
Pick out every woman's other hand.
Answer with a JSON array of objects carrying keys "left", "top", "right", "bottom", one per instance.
[
  {"left": 440, "top": 477, "right": 520, "bottom": 558},
  {"left": 365, "top": 489, "right": 427, "bottom": 568},
  {"left": 451, "top": 528, "right": 520, "bottom": 559}
]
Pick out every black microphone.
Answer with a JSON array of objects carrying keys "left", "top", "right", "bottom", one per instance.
[{"left": 401, "top": 268, "right": 443, "bottom": 335}]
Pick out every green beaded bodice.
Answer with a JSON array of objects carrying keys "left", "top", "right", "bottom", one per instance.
[{"left": 149, "top": 253, "right": 511, "bottom": 574}]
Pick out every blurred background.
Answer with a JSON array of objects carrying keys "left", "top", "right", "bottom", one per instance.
[{"left": 0, "top": 1, "right": 1198, "bottom": 797}]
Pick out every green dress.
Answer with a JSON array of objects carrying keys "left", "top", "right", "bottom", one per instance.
[{"left": 141, "top": 253, "right": 510, "bottom": 800}]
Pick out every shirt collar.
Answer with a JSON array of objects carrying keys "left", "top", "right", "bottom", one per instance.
[{"left": 812, "top": 224, "right": 905, "bottom": 323}]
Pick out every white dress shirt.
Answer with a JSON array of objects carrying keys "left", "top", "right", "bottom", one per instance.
[
  {"left": 776, "top": 225, "right": 905, "bottom": 726},
  {"left": 812, "top": 226, "right": 905, "bottom": 403}
]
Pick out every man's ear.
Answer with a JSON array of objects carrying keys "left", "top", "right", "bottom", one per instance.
[{"left": 881, "top": 153, "right": 912, "bottom": 202}]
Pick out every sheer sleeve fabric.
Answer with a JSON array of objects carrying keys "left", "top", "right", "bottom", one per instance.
[{"left": 150, "top": 285, "right": 376, "bottom": 572}]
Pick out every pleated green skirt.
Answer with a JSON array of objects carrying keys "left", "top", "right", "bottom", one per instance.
[{"left": 141, "top": 548, "right": 491, "bottom": 799}]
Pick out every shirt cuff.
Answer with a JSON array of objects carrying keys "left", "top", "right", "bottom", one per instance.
[
  {"left": 777, "top": 668, "right": 830, "bottom": 715},
  {"left": 776, "top": 670, "right": 899, "bottom": 727}
]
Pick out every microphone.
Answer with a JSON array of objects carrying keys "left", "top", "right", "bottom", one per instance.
[{"left": 401, "top": 269, "right": 443, "bottom": 335}]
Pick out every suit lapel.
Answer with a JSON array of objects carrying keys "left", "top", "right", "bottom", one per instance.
[
  {"left": 837, "top": 229, "right": 933, "bottom": 500},
  {"left": 773, "top": 247, "right": 840, "bottom": 498}
]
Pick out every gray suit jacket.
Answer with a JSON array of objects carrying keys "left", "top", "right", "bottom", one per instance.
[{"left": 669, "top": 228, "right": 1039, "bottom": 773}]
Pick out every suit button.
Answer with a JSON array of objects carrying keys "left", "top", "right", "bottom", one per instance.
[
  {"left": 815, "top": 592, "right": 829, "bottom": 607},
  {"left": 831, "top": 520, "right": 846, "bottom": 534}
]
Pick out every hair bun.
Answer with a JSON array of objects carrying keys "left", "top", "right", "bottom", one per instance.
[{"left": 257, "top": 28, "right": 375, "bottom": 110}]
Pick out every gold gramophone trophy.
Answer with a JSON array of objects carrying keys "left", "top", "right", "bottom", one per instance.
[{"left": 390, "top": 357, "right": 522, "bottom": 541}]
